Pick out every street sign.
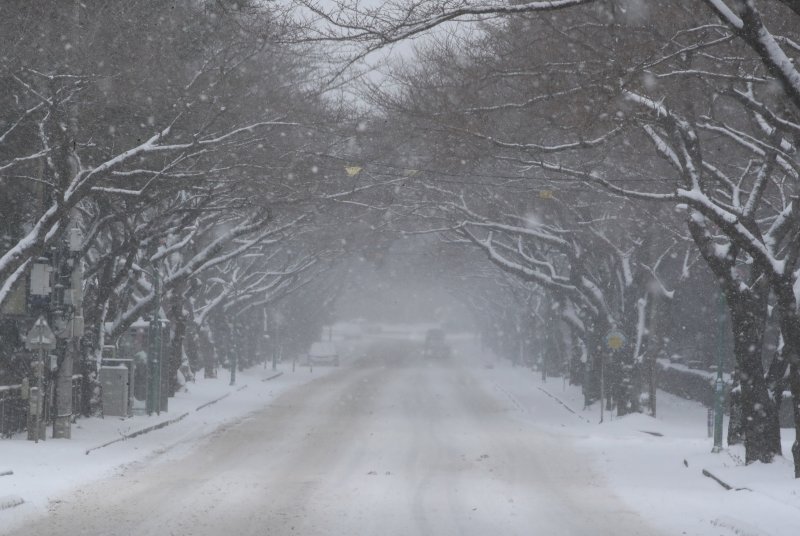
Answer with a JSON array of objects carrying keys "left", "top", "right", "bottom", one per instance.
[
  {"left": 29, "top": 263, "right": 52, "bottom": 296},
  {"left": 605, "top": 330, "right": 627, "bottom": 351},
  {"left": 24, "top": 316, "right": 57, "bottom": 351}
]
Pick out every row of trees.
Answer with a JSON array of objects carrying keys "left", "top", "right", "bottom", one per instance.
[
  {"left": 0, "top": 1, "right": 394, "bottom": 433},
  {"left": 294, "top": 0, "right": 800, "bottom": 476},
  {"left": 2, "top": 0, "right": 798, "bottom": 481}
]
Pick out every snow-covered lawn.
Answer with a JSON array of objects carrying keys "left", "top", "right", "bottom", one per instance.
[
  {"left": 462, "top": 340, "right": 800, "bottom": 536},
  {"left": 0, "top": 361, "right": 335, "bottom": 533}
]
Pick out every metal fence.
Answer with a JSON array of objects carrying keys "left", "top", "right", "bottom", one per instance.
[{"left": 0, "top": 375, "right": 84, "bottom": 438}]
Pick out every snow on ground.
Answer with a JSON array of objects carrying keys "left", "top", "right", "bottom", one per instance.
[
  {"left": 454, "top": 337, "right": 800, "bottom": 536},
  {"left": 3, "top": 330, "right": 799, "bottom": 536},
  {"left": 0, "top": 357, "right": 340, "bottom": 533},
  {"left": 1, "top": 335, "right": 663, "bottom": 536}
]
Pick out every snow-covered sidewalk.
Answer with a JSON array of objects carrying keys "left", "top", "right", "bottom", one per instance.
[
  {"left": 0, "top": 362, "right": 332, "bottom": 532},
  {"left": 465, "top": 342, "right": 800, "bottom": 536}
]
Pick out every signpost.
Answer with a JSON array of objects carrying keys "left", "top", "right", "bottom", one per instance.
[
  {"left": 24, "top": 316, "right": 56, "bottom": 443},
  {"left": 602, "top": 330, "right": 627, "bottom": 424},
  {"left": 605, "top": 331, "right": 626, "bottom": 351}
]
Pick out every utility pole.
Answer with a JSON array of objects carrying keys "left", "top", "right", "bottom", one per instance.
[
  {"left": 53, "top": 218, "right": 83, "bottom": 439},
  {"left": 52, "top": 1, "right": 84, "bottom": 438},
  {"left": 712, "top": 291, "right": 726, "bottom": 453}
]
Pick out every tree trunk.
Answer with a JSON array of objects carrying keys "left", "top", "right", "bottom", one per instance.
[
  {"left": 201, "top": 326, "right": 217, "bottom": 379},
  {"left": 616, "top": 308, "right": 643, "bottom": 417},
  {"left": 185, "top": 324, "right": 201, "bottom": 377},
  {"left": 615, "top": 361, "right": 640, "bottom": 416},
  {"left": 168, "top": 297, "right": 187, "bottom": 396},
  {"left": 52, "top": 342, "right": 74, "bottom": 439},
  {"left": 644, "top": 297, "right": 661, "bottom": 417},
  {"left": 169, "top": 313, "right": 186, "bottom": 395},
  {"left": 568, "top": 328, "right": 585, "bottom": 386},
  {"left": 727, "top": 370, "right": 744, "bottom": 446},
  {"left": 583, "top": 329, "right": 604, "bottom": 405},
  {"left": 687, "top": 218, "right": 778, "bottom": 460},
  {"left": 729, "top": 293, "right": 781, "bottom": 463},
  {"left": 773, "top": 276, "right": 800, "bottom": 476},
  {"left": 790, "top": 363, "right": 800, "bottom": 478}
]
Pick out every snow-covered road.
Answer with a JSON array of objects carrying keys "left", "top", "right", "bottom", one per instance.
[{"left": 6, "top": 341, "right": 660, "bottom": 535}]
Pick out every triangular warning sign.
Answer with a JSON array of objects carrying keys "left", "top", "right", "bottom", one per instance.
[{"left": 25, "top": 316, "right": 57, "bottom": 351}]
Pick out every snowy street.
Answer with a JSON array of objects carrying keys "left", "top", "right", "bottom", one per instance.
[
  {"left": 4, "top": 340, "right": 660, "bottom": 536},
  {"left": 3, "top": 2, "right": 800, "bottom": 534}
]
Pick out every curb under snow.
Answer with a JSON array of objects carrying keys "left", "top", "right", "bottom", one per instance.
[{"left": 84, "top": 371, "right": 285, "bottom": 455}]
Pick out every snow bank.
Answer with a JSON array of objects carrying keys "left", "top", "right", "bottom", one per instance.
[
  {"left": 0, "top": 362, "right": 335, "bottom": 533},
  {"left": 453, "top": 337, "right": 800, "bottom": 536}
]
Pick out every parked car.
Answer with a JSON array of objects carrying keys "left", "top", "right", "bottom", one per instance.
[
  {"left": 423, "top": 328, "right": 450, "bottom": 359},
  {"left": 307, "top": 341, "right": 340, "bottom": 366}
]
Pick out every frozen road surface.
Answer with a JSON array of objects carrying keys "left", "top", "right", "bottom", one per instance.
[{"left": 9, "top": 342, "right": 660, "bottom": 535}]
